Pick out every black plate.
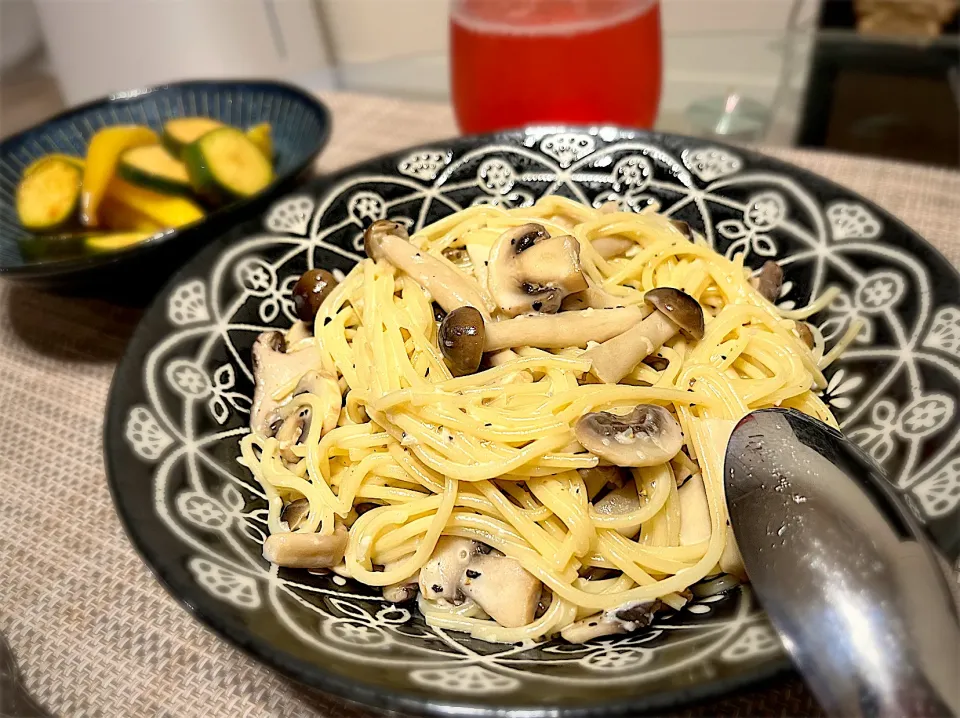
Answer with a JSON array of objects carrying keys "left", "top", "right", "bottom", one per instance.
[
  {"left": 0, "top": 79, "right": 330, "bottom": 292},
  {"left": 105, "top": 128, "right": 960, "bottom": 716}
]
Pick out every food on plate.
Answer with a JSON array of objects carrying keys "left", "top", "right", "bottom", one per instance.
[
  {"left": 240, "top": 196, "right": 859, "bottom": 644},
  {"left": 14, "top": 117, "right": 275, "bottom": 261}
]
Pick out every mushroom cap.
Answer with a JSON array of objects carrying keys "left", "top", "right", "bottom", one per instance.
[
  {"left": 281, "top": 498, "right": 310, "bottom": 531},
  {"left": 643, "top": 287, "right": 705, "bottom": 340},
  {"left": 754, "top": 260, "right": 784, "bottom": 303},
  {"left": 487, "top": 223, "right": 587, "bottom": 317},
  {"left": 292, "top": 269, "right": 339, "bottom": 322},
  {"left": 575, "top": 404, "right": 684, "bottom": 467},
  {"left": 439, "top": 306, "right": 485, "bottom": 377},
  {"left": 363, "top": 219, "right": 409, "bottom": 261},
  {"left": 796, "top": 321, "right": 815, "bottom": 349},
  {"left": 250, "top": 331, "right": 325, "bottom": 435}
]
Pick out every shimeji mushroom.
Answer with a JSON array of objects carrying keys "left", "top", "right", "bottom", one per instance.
[
  {"left": 752, "top": 260, "right": 784, "bottom": 303},
  {"left": 438, "top": 307, "right": 485, "bottom": 376},
  {"left": 487, "top": 223, "right": 588, "bottom": 316},
  {"left": 458, "top": 553, "right": 542, "bottom": 628},
  {"left": 584, "top": 287, "right": 705, "bottom": 384},
  {"left": 250, "top": 331, "right": 325, "bottom": 435},
  {"left": 292, "top": 268, "right": 339, "bottom": 322},
  {"left": 560, "top": 599, "right": 662, "bottom": 642},
  {"left": 281, "top": 498, "right": 310, "bottom": 531},
  {"left": 575, "top": 405, "right": 684, "bottom": 467},
  {"left": 483, "top": 306, "right": 645, "bottom": 352},
  {"left": 561, "top": 281, "right": 640, "bottom": 310},
  {"left": 364, "top": 220, "right": 490, "bottom": 318},
  {"left": 796, "top": 321, "right": 815, "bottom": 349},
  {"left": 262, "top": 523, "right": 348, "bottom": 569}
]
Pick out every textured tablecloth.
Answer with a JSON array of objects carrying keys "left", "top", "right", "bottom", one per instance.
[{"left": 1, "top": 92, "right": 959, "bottom": 718}]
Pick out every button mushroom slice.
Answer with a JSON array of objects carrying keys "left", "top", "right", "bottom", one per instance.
[
  {"left": 281, "top": 498, "right": 310, "bottom": 531},
  {"left": 276, "top": 406, "right": 312, "bottom": 464},
  {"left": 593, "top": 483, "right": 643, "bottom": 537},
  {"left": 250, "top": 331, "right": 325, "bottom": 435},
  {"left": 752, "top": 260, "right": 784, "bottom": 303},
  {"left": 487, "top": 223, "right": 588, "bottom": 316},
  {"left": 670, "top": 220, "right": 696, "bottom": 241},
  {"left": 293, "top": 370, "right": 342, "bottom": 435},
  {"left": 382, "top": 561, "right": 420, "bottom": 603},
  {"left": 262, "top": 522, "right": 348, "bottom": 569},
  {"left": 560, "top": 599, "right": 662, "bottom": 642},
  {"left": 483, "top": 306, "right": 645, "bottom": 352},
  {"left": 363, "top": 220, "right": 490, "bottom": 318},
  {"left": 439, "top": 306, "right": 485, "bottom": 377},
  {"left": 458, "top": 553, "right": 541, "bottom": 628},
  {"left": 286, "top": 320, "right": 313, "bottom": 347},
  {"left": 575, "top": 405, "right": 684, "bottom": 468},
  {"left": 418, "top": 536, "right": 480, "bottom": 602},
  {"left": 678, "top": 473, "right": 711, "bottom": 545},
  {"left": 578, "top": 465, "right": 628, "bottom": 499},
  {"left": 584, "top": 287, "right": 705, "bottom": 384},
  {"left": 591, "top": 236, "right": 635, "bottom": 259}
]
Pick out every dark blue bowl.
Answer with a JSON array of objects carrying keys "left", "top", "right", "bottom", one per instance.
[{"left": 0, "top": 79, "right": 330, "bottom": 291}]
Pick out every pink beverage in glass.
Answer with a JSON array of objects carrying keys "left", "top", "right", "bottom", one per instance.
[{"left": 451, "top": 0, "right": 662, "bottom": 134}]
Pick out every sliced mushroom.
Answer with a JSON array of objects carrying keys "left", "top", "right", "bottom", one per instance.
[
  {"left": 591, "top": 236, "right": 635, "bottom": 259},
  {"left": 560, "top": 599, "right": 661, "bottom": 642},
  {"left": 575, "top": 405, "right": 684, "bottom": 467},
  {"left": 584, "top": 287, "right": 705, "bottom": 384},
  {"left": 752, "top": 260, "right": 784, "bottom": 302},
  {"left": 292, "top": 268, "right": 339, "bottom": 322},
  {"left": 276, "top": 406, "right": 312, "bottom": 464},
  {"left": 281, "top": 498, "right": 310, "bottom": 531},
  {"left": 458, "top": 553, "right": 541, "bottom": 628},
  {"left": 250, "top": 332, "right": 325, "bottom": 435},
  {"left": 487, "top": 223, "right": 587, "bottom": 316},
  {"left": 578, "top": 465, "right": 627, "bottom": 499},
  {"left": 363, "top": 220, "right": 490, "bottom": 318},
  {"left": 796, "top": 321, "right": 815, "bottom": 349},
  {"left": 483, "top": 306, "right": 645, "bottom": 352},
  {"left": 593, "top": 483, "right": 642, "bottom": 537},
  {"left": 439, "top": 306, "right": 485, "bottom": 377},
  {"left": 262, "top": 523, "right": 348, "bottom": 569},
  {"left": 418, "top": 536, "right": 480, "bottom": 602},
  {"left": 383, "top": 563, "right": 420, "bottom": 603},
  {"left": 293, "top": 370, "right": 342, "bottom": 435},
  {"left": 643, "top": 355, "right": 669, "bottom": 372},
  {"left": 678, "top": 473, "right": 711, "bottom": 545}
]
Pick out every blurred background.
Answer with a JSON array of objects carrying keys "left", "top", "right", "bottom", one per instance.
[{"left": 1, "top": 0, "right": 958, "bottom": 166}]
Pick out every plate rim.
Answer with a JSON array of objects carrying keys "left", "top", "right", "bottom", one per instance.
[
  {"left": 0, "top": 78, "right": 332, "bottom": 280},
  {"left": 104, "top": 126, "right": 959, "bottom": 716}
]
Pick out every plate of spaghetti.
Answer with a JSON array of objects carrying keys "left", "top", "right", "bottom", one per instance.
[{"left": 105, "top": 128, "right": 960, "bottom": 716}]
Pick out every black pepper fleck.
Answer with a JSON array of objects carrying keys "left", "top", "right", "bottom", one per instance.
[
  {"left": 431, "top": 584, "right": 443, "bottom": 594},
  {"left": 323, "top": 317, "right": 332, "bottom": 326},
  {"left": 588, "top": 621, "right": 598, "bottom": 627},
  {"left": 465, "top": 569, "right": 481, "bottom": 579},
  {"left": 532, "top": 301, "right": 543, "bottom": 311}
]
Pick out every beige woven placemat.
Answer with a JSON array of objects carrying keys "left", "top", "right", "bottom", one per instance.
[{"left": 1, "top": 91, "right": 958, "bottom": 718}]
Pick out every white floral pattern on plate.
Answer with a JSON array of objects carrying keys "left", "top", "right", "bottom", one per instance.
[{"left": 112, "top": 130, "right": 960, "bottom": 704}]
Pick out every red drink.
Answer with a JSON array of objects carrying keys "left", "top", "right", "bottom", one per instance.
[{"left": 451, "top": 0, "right": 662, "bottom": 134}]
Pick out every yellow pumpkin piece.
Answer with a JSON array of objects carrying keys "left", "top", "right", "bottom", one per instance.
[
  {"left": 81, "top": 125, "right": 158, "bottom": 226},
  {"left": 105, "top": 179, "right": 204, "bottom": 228},
  {"left": 99, "top": 197, "right": 164, "bottom": 232},
  {"left": 246, "top": 123, "right": 273, "bottom": 161},
  {"left": 84, "top": 231, "right": 156, "bottom": 253}
]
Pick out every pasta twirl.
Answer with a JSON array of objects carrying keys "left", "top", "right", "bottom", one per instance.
[{"left": 240, "top": 196, "right": 849, "bottom": 644}]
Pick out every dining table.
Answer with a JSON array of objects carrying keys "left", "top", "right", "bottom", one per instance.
[{"left": 1, "top": 90, "right": 959, "bottom": 718}]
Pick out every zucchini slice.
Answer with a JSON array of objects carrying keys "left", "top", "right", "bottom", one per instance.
[
  {"left": 23, "top": 153, "right": 84, "bottom": 177},
  {"left": 162, "top": 117, "right": 223, "bottom": 158},
  {"left": 118, "top": 145, "right": 192, "bottom": 196},
  {"left": 16, "top": 156, "right": 83, "bottom": 233},
  {"left": 183, "top": 126, "right": 274, "bottom": 204},
  {"left": 18, "top": 233, "right": 89, "bottom": 261},
  {"left": 246, "top": 123, "right": 273, "bottom": 161}
]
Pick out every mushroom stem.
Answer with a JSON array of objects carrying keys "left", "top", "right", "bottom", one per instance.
[
  {"left": 584, "top": 288, "right": 704, "bottom": 384},
  {"left": 262, "top": 523, "right": 348, "bottom": 569},
  {"left": 377, "top": 233, "right": 491, "bottom": 318},
  {"left": 483, "top": 306, "right": 645, "bottom": 352},
  {"left": 584, "top": 311, "right": 677, "bottom": 384},
  {"left": 561, "top": 285, "right": 638, "bottom": 310}
]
